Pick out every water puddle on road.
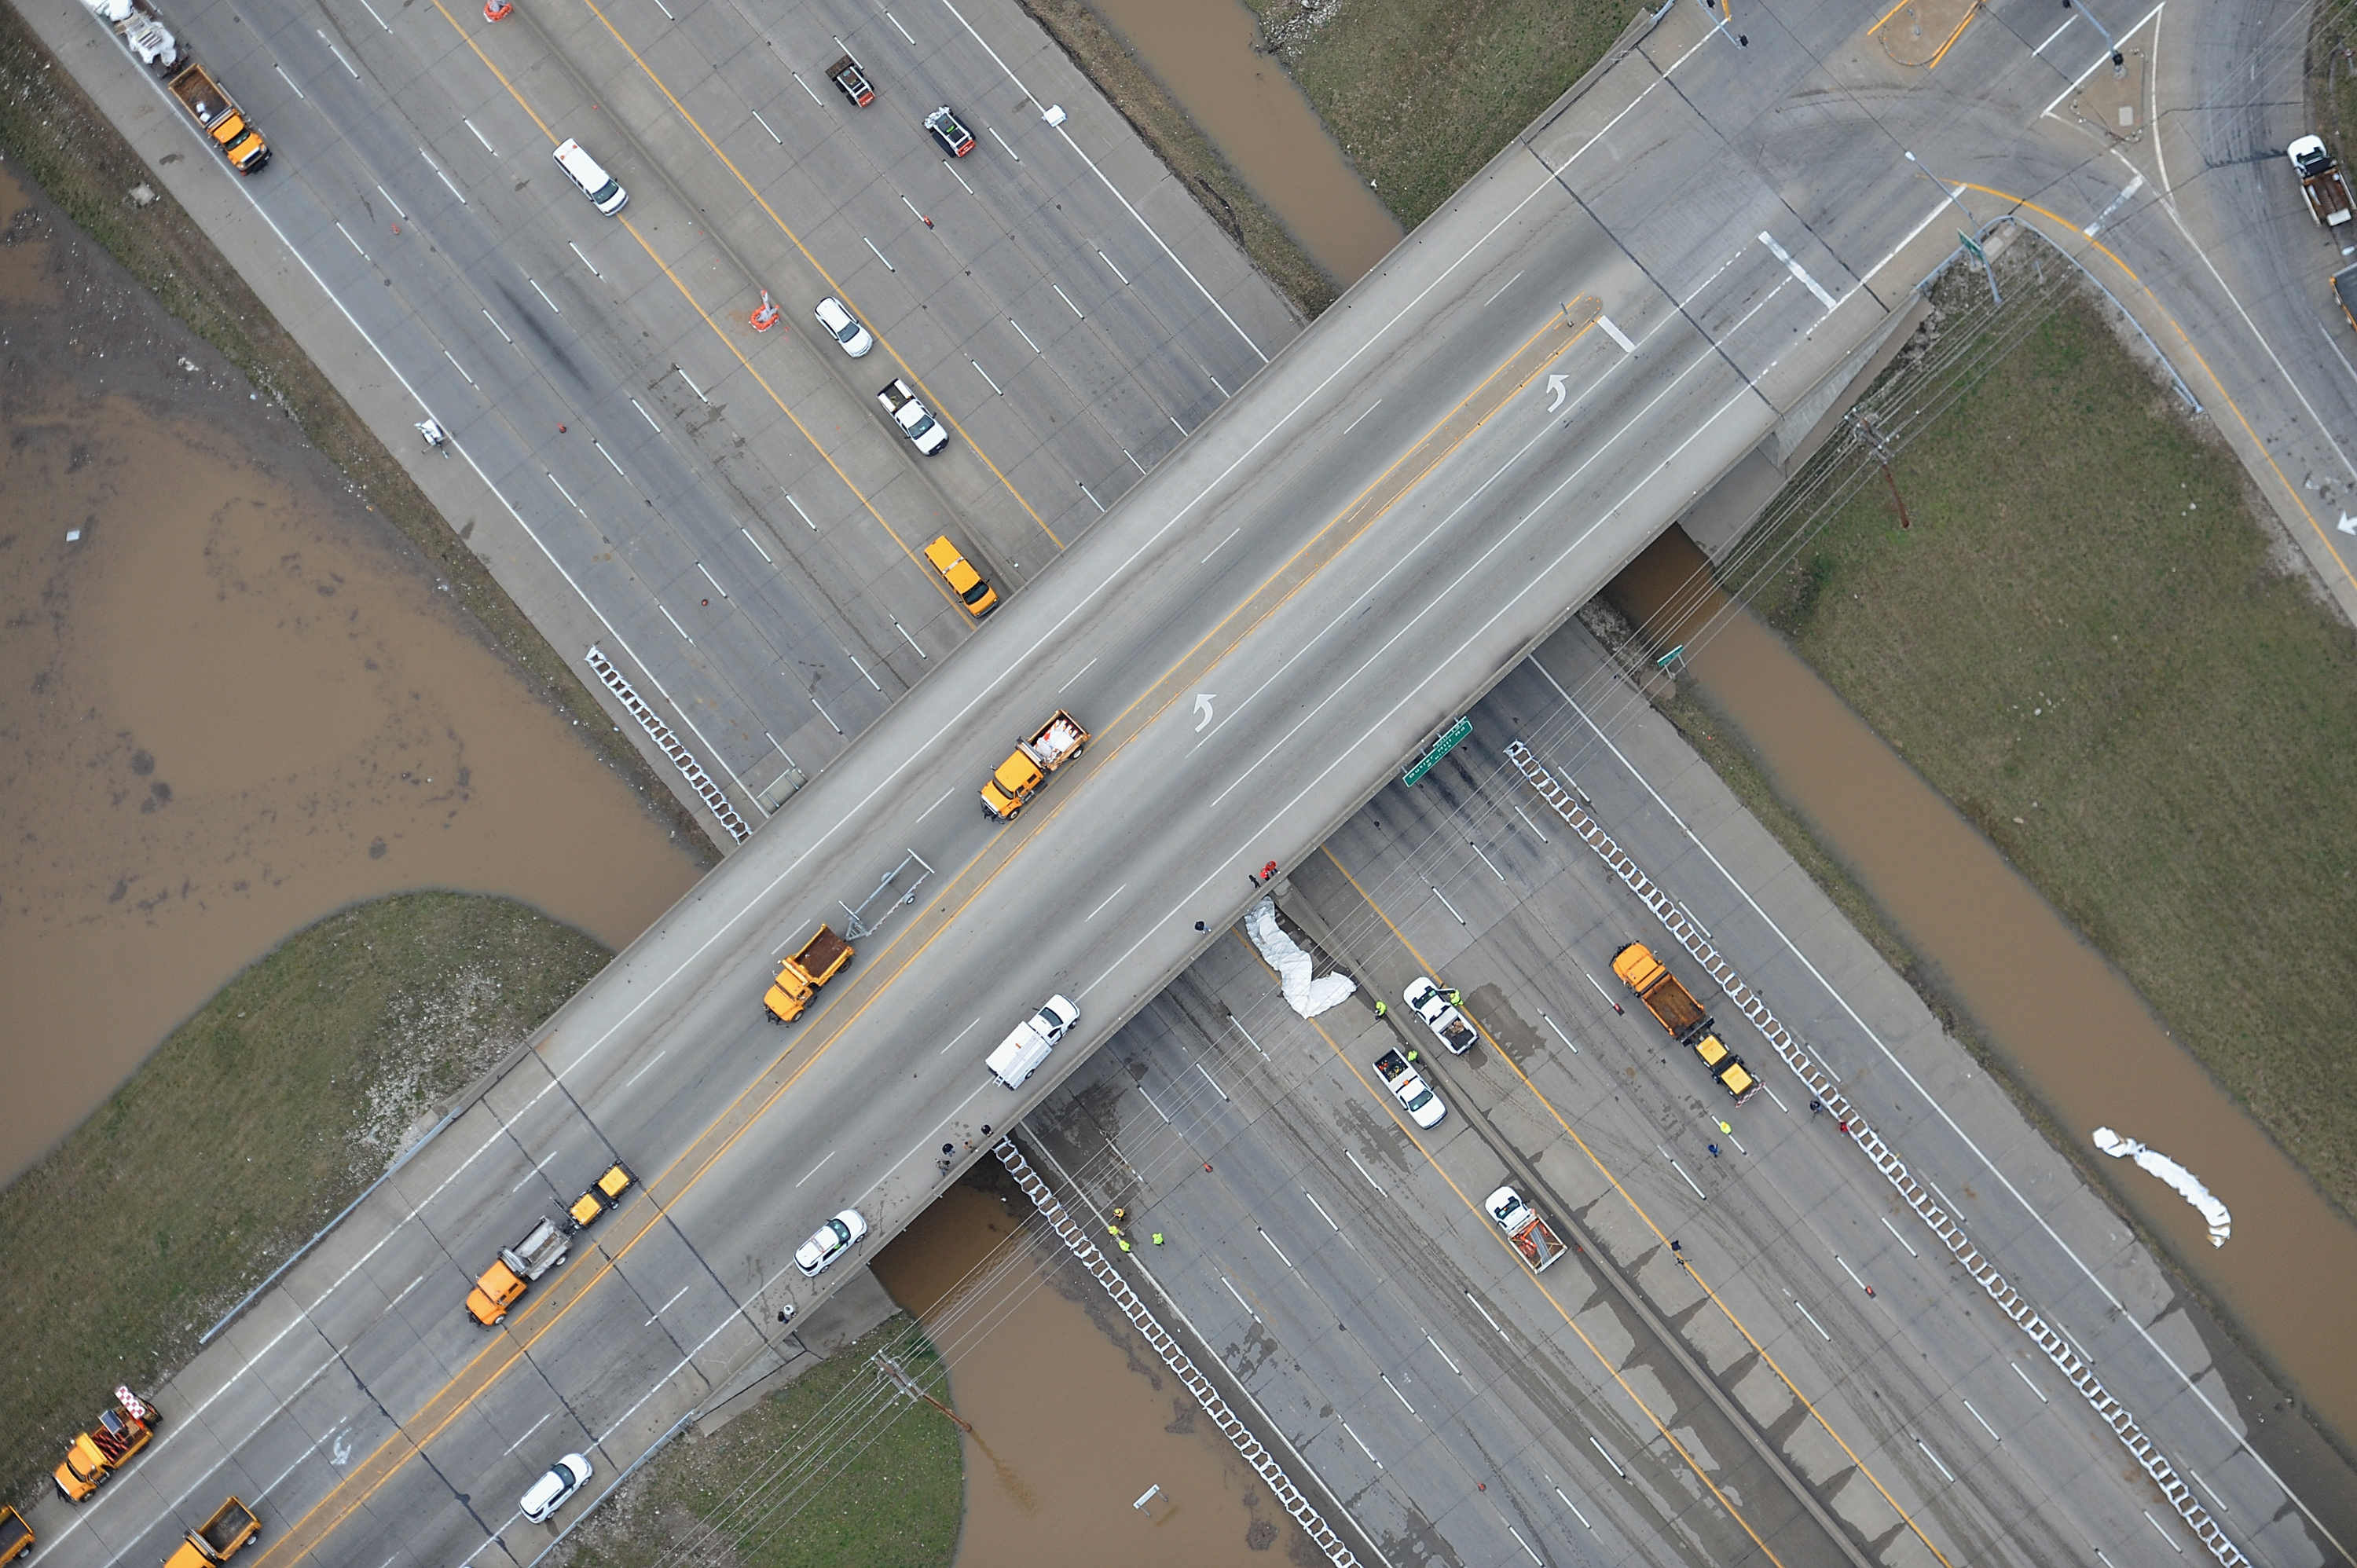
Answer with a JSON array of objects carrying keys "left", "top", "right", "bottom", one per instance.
[
  {"left": 873, "top": 1180, "right": 1284, "bottom": 1568},
  {"left": 1086, "top": 0, "right": 1402, "bottom": 284},
  {"left": 0, "top": 161, "right": 701, "bottom": 1180},
  {"left": 1605, "top": 529, "right": 2357, "bottom": 1446}
]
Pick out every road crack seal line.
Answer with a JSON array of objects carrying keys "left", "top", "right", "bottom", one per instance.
[{"left": 1504, "top": 739, "right": 2250, "bottom": 1568}]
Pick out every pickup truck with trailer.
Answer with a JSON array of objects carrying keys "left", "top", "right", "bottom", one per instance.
[
  {"left": 1613, "top": 943, "right": 1759, "bottom": 1104},
  {"left": 1, "top": 1505, "right": 33, "bottom": 1563},
  {"left": 1373, "top": 1048, "right": 1446, "bottom": 1128},
  {"left": 876, "top": 377, "right": 950, "bottom": 455},
  {"left": 2291, "top": 135, "right": 2355, "bottom": 227},
  {"left": 167, "top": 63, "right": 268, "bottom": 174},
  {"left": 563, "top": 1161, "right": 636, "bottom": 1232},
  {"left": 1404, "top": 977, "right": 1476, "bottom": 1053},
  {"left": 1486, "top": 1187, "right": 1563, "bottom": 1273},
  {"left": 466, "top": 1217, "right": 570, "bottom": 1326},
  {"left": 54, "top": 1387, "right": 156, "bottom": 1500},
  {"left": 163, "top": 1498, "right": 260, "bottom": 1568},
  {"left": 981, "top": 711, "right": 1087, "bottom": 819},
  {"left": 987, "top": 995, "right": 1079, "bottom": 1088},
  {"left": 764, "top": 924, "right": 853, "bottom": 1022},
  {"left": 827, "top": 53, "right": 874, "bottom": 105}
]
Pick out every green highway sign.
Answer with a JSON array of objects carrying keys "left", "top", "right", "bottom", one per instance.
[
  {"left": 1958, "top": 230, "right": 1985, "bottom": 263},
  {"left": 1403, "top": 715, "right": 1473, "bottom": 787}
]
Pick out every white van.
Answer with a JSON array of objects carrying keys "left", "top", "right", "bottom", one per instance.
[
  {"left": 986, "top": 995, "right": 1078, "bottom": 1089},
  {"left": 553, "top": 137, "right": 627, "bottom": 215}
]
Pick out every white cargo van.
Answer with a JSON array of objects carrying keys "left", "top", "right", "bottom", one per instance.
[
  {"left": 986, "top": 995, "right": 1078, "bottom": 1089},
  {"left": 553, "top": 137, "right": 628, "bottom": 215}
]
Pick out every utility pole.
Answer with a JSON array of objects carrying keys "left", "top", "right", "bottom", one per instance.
[
  {"left": 1856, "top": 413, "right": 1913, "bottom": 530},
  {"left": 876, "top": 1354, "right": 973, "bottom": 1433}
]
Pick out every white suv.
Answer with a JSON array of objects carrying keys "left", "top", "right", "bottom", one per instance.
[
  {"left": 519, "top": 1453, "right": 592, "bottom": 1522},
  {"left": 813, "top": 296, "right": 873, "bottom": 357}
]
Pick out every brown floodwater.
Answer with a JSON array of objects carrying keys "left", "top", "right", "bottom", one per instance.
[
  {"left": 874, "top": 1181, "right": 1285, "bottom": 1567},
  {"left": 0, "top": 162, "right": 701, "bottom": 1181},
  {"left": 1607, "top": 530, "right": 2357, "bottom": 1448},
  {"left": 1085, "top": 0, "right": 1402, "bottom": 284}
]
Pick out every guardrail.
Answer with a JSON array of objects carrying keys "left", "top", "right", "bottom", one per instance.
[
  {"left": 992, "top": 1138, "right": 1361, "bottom": 1567},
  {"left": 585, "top": 645, "right": 750, "bottom": 842},
  {"left": 1505, "top": 738, "right": 2248, "bottom": 1568}
]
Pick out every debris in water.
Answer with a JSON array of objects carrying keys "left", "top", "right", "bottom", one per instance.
[{"left": 2093, "top": 1127, "right": 2231, "bottom": 1246}]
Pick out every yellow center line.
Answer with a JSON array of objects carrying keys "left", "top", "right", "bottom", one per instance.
[
  {"left": 1221, "top": 932, "right": 1788, "bottom": 1566},
  {"left": 257, "top": 299, "right": 1601, "bottom": 1562},
  {"left": 567, "top": 0, "right": 1058, "bottom": 547},
  {"left": 420, "top": 0, "right": 965, "bottom": 614},
  {"left": 1320, "top": 844, "right": 1958, "bottom": 1568},
  {"left": 1959, "top": 182, "right": 2357, "bottom": 598}
]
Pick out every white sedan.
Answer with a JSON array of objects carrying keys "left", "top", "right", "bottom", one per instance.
[
  {"left": 796, "top": 1208, "right": 871, "bottom": 1276},
  {"left": 813, "top": 295, "right": 874, "bottom": 357}
]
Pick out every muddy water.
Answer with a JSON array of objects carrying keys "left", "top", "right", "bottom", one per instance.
[
  {"left": 1607, "top": 531, "right": 2357, "bottom": 1445},
  {"left": 0, "top": 163, "right": 700, "bottom": 1180},
  {"left": 874, "top": 1183, "right": 1282, "bottom": 1567},
  {"left": 1087, "top": 0, "right": 1402, "bottom": 283}
]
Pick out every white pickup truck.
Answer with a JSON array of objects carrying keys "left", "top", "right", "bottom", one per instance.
[
  {"left": 987, "top": 995, "right": 1080, "bottom": 1088},
  {"left": 1373, "top": 1048, "right": 1446, "bottom": 1128},
  {"left": 1486, "top": 1186, "right": 1564, "bottom": 1273},
  {"left": 1404, "top": 977, "right": 1476, "bottom": 1053},
  {"left": 877, "top": 377, "right": 951, "bottom": 455}
]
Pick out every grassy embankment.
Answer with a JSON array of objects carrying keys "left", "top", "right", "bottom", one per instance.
[
  {"left": 1017, "top": 0, "right": 1336, "bottom": 317},
  {"left": 0, "top": 5, "right": 715, "bottom": 862},
  {"left": 563, "top": 1315, "right": 962, "bottom": 1568},
  {"left": 1248, "top": 0, "right": 1646, "bottom": 229},
  {"left": 1724, "top": 291, "right": 2357, "bottom": 1218},
  {"left": 0, "top": 894, "right": 610, "bottom": 1508}
]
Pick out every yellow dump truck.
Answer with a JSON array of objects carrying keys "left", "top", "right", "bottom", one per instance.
[
  {"left": 764, "top": 924, "right": 853, "bottom": 1023},
  {"left": 1, "top": 1504, "right": 34, "bottom": 1563},
  {"left": 981, "top": 710, "right": 1088, "bottom": 820},
  {"left": 55, "top": 1387, "right": 156, "bottom": 1501},
  {"left": 1611, "top": 942, "right": 1758, "bottom": 1105},
  {"left": 166, "top": 62, "right": 268, "bottom": 174},
  {"left": 563, "top": 1160, "right": 637, "bottom": 1232},
  {"left": 466, "top": 1217, "right": 571, "bottom": 1326},
  {"left": 163, "top": 1498, "right": 259, "bottom": 1568}
]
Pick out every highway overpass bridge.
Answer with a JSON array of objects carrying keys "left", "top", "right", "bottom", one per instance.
[{"left": 21, "top": 2, "right": 2148, "bottom": 1564}]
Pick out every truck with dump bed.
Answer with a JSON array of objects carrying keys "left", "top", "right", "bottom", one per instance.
[
  {"left": 167, "top": 62, "right": 269, "bottom": 174},
  {"left": 1373, "top": 1048, "right": 1446, "bottom": 1129},
  {"left": 54, "top": 1387, "right": 156, "bottom": 1501},
  {"left": 1486, "top": 1187, "right": 1563, "bottom": 1273},
  {"left": 764, "top": 924, "right": 853, "bottom": 1022},
  {"left": 1611, "top": 942, "right": 1706, "bottom": 1037},
  {"left": 163, "top": 1498, "right": 260, "bottom": 1568},
  {"left": 2291, "top": 135, "right": 2355, "bottom": 226},
  {"left": 82, "top": 0, "right": 181, "bottom": 71},
  {"left": 1613, "top": 943, "right": 1759, "bottom": 1104},
  {"left": 563, "top": 1160, "right": 636, "bottom": 1232},
  {"left": 467, "top": 1217, "right": 570, "bottom": 1326},
  {"left": 981, "top": 711, "right": 1088, "bottom": 820},
  {"left": 2335, "top": 263, "right": 2357, "bottom": 336},
  {"left": 1, "top": 1504, "right": 33, "bottom": 1563}
]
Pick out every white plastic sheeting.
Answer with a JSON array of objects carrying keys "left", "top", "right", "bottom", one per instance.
[
  {"left": 1245, "top": 897, "right": 1356, "bottom": 1017},
  {"left": 2093, "top": 1127, "right": 2231, "bottom": 1247}
]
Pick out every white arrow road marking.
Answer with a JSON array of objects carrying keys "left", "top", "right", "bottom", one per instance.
[
  {"left": 1194, "top": 692, "right": 1217, "bottom": 730},
  {"left": 2339, "top": 513, "right": 2357, "bottom": 535},
  {"left": 1546, "top": 374, "right": 1569, "bottom": 412}
]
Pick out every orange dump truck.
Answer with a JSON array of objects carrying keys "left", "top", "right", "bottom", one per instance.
[
  {"left": 167, "top": 62, "right": 268, "bottom": 174},
  {"left": 163, "top": 1498, "right": 260, "bottom": 1568},
  {"left": 466, "top": 1217, "right": 570, "bottom": 1326},
  {"left": 55, "top": 1387, "right": 156, "bottom": 1501},
  {"left": 764, "top": 924, "right": 853, "bottom": 1023},
  {"left": 1611, "top": 942, "right": 1759, "bottom": 1105},
  {"left": 981, "top": 711, "right": 1087, "bottom": 821},
  {"left": 1, "top": 1504, "right": 34, "bottom": 1563}
]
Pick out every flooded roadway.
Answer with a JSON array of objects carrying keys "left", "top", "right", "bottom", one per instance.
[
  {"left": 874, "top": 1179, "right": 1292, "bottom": 1567},
  {"left": 1085, "top": 0, "right": 1402, "bottom": 284},
  {"left": 1608, "top": 529, "right": 2357, "bottom": 1452},
  {"left": 0, "top": 161, "right": 700, "bottom": 1181}
]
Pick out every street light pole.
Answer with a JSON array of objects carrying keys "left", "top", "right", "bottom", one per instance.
[{"left": 1904, "top": 150, "right": 2002, "bottom": 306}]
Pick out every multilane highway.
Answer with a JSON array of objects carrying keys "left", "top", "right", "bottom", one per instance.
[{"left": 25, "top": 0, "right": 2349, "bottom": 1562}]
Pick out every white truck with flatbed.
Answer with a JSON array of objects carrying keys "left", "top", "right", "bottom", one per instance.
[{"left": 1486, "top": 1186, "right": 1564, "bottom": 1273}]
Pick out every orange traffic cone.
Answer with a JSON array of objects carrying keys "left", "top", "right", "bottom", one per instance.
[
  {"left": 750, "top": 290, "right": 781, "bottom": 332},
  {"left": 483, "top": 0, "right": 512, "bottom": 20}
]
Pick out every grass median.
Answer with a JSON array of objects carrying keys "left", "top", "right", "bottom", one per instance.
[
  {"left": 1248, "top": 0, "right": 1645, "bottom": 229},
  {"left": 1736, "top": 287, "right": 2357, "bottom": 1217},
  {"left": 562, "top": 1314, "right": 962, "bottom": 1568},
  {"left": 0, "top": 892, "right": 609, "bottom": 1509}
]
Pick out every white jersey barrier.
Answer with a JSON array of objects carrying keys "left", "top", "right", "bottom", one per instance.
[
  {"left": 1505, "top": 739, "right": 2247, "bottom": 1568},
  {"left": 992, "top": 1138, "right": 1361, "bottom": 1567}
]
